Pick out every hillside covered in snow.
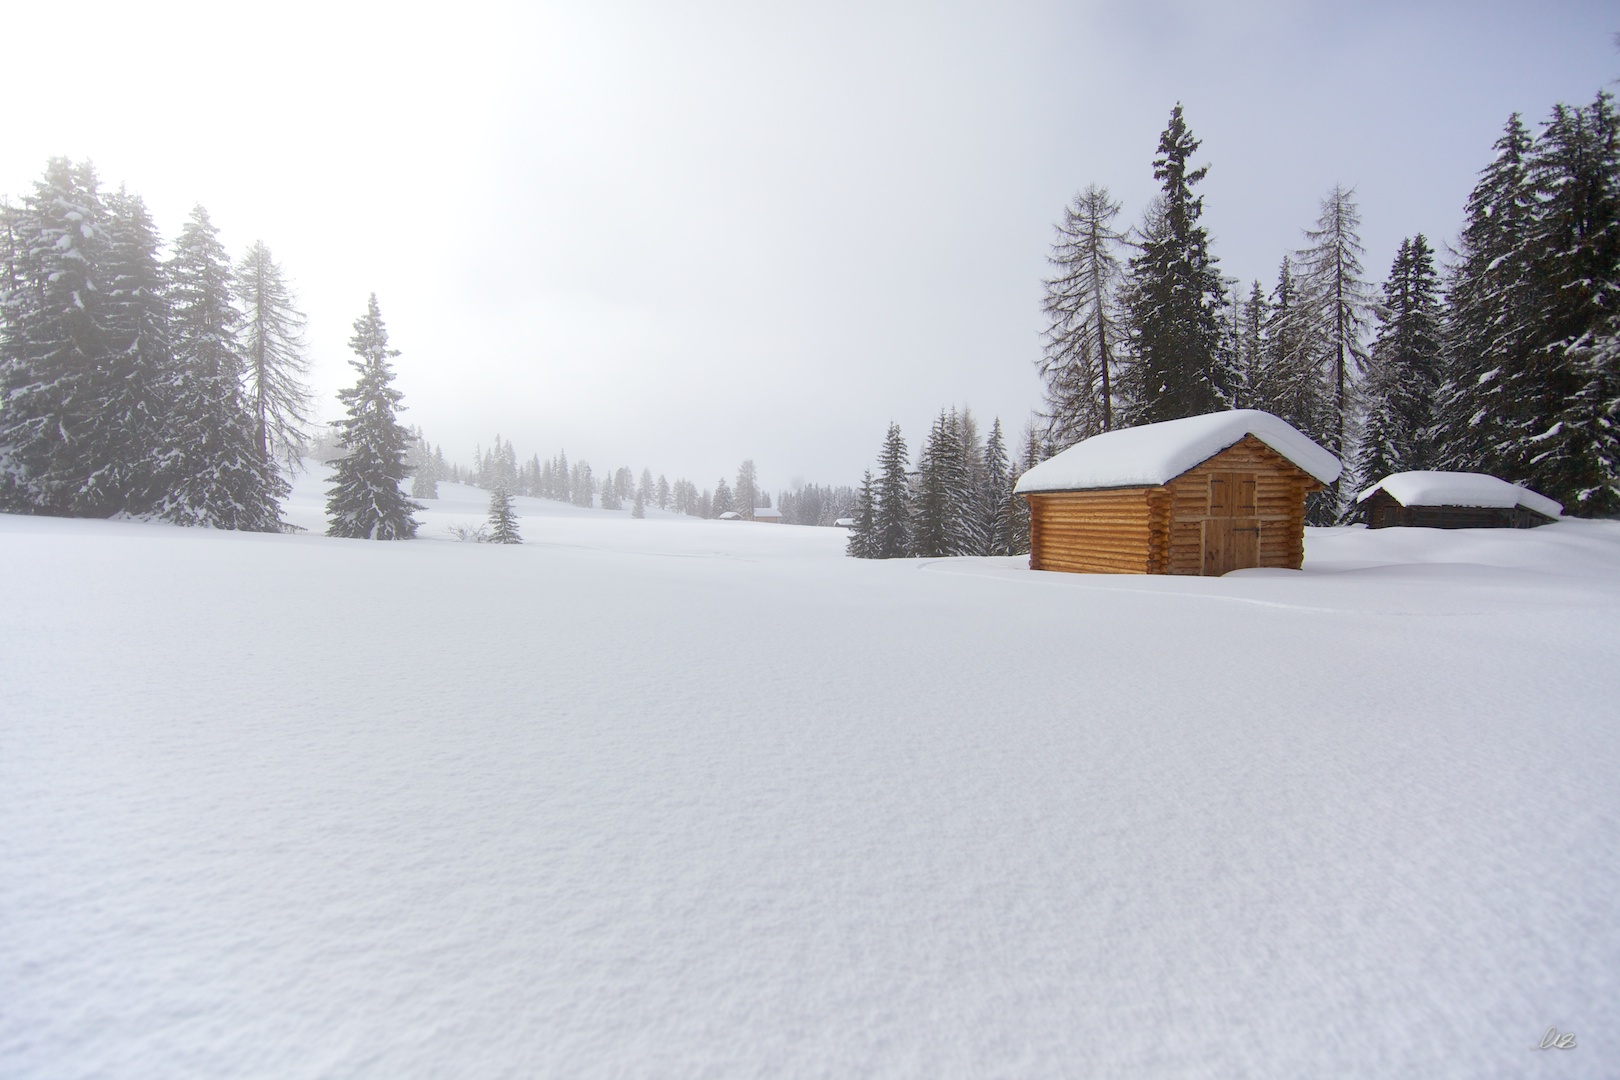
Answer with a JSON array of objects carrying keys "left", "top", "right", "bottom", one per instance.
[{"left": 2, "top": 471, "right": 1616, "bottom": 1079}]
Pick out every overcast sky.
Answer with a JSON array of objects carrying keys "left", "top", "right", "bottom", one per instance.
[{"left": 4, "top": 1, "right": 1617, "bottom": 493}]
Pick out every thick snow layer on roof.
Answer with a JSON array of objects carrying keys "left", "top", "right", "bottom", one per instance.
[
  {"left": 1015, "top": 410, "right": 1341, "bottom": 494},
  {"left": 1356, "top": 471, "right": 1563, "bottom": 518}
]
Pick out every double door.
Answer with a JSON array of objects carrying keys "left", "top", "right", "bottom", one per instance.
[{"left": 1203, "top": 472, "right": 1260, "bottom": 576}]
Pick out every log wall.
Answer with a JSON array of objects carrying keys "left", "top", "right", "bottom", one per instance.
[{"left": 1023, "top": 434, "right": 1325, "bottom": 575}]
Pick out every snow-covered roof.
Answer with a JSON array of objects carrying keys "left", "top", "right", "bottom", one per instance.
[
  {"left": 1355, "top": 471, "right": 1563, "bottom": 518},
  {"left": 751, "top": 507, "right": 783, "bottom": 519},
  {"left": 834, "top": 517, "right": 856, "bottom": 527},
  {"left": 717, "top": 511, "right": 742, "bottom": 520},
  {"left": 1014, "top": 410, "right": 1342, "bottom": 494}
]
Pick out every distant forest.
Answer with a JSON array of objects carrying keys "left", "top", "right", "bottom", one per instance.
[
  {"left": 845, "top": 89, "right": 1620, "bottom": 559},
  {"left": 5, "top": 85, "right": 1618, "bottom": 549}
]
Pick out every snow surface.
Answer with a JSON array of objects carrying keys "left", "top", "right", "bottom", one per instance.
[
  {"left": 3, "top": 469, "right": 1618, "bottom": 1079},
  {"left": 1356, "top": 470, "right": 1564, "bottom": 518},
  {"left": 1015, "top": 410, "right": 1342, "bottom": 492}
]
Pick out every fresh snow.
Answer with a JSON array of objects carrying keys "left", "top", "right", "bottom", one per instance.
[
  {"left": 1356, "top": 470, "right": 1564, "bottom": 518},
  {"left": 2, "top": 467, "right": 1617, "bottom": 1079},
  {"left": 1014, "top": 409, "right": 1342, "bottom": 493}
]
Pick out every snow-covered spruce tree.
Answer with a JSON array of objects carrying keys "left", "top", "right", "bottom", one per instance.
[
  {"left": 873, "top": 422, "right": 911, "bottom": 558},
  {"left": 1254, "top": 255, "right": 1329, "bottom": 444},
  {"left": 0, "top": 158, "right": 115, "bottom": 515},
  {"left": 236, "top": 241, "right": 312, "bottom": 467},
  {"left": 1295, "top": 185, "right": 1374, "bottom": 519},
  {"left": 846, "top": 469, "right": 877, "bottom": 558},
  {"left": 1118, "top": 106, "right": 1229, "bottom": 426},
  {"left": 160, "top": 205, "right": 287, "bottom": 529},
  {"left": 325, "top": 294, "right": 423, "bottom": 539},
  {"left": 735, "top": 459, "right": 759, "bottom": 518},
  {"left": 488, "top": 485, "right": 521, "bottom": 543},
  {"left": 983, "top": 418, "right": 1014, "bottom": 556},
  {"left": 1497, "top": 94, "right": 1620, "bottom": 514},
  {"left": 1231, "top": 280, "right": 1269, "bottom": 410},
  {"left": 631, "top": 487, "right": 645, "bottom": 518},
  {"left": 98, "top": 187, "right": 177, "bottom": 515},
  {"left": 409, "top": 431, "right": 439, "bottom": 499},
  {"left": 911, "top": 409, "right": 976, "bottom": 557},
  {"left": 638, "top": 468, "right": 654, "bottom": 507},
  {"left": 712, "top": 477, "right": 734, "bottom": 516},
  {"left": 1041, "top": 184, "right": 1125, "bottom": 448},
  {"left": 1357, "top": 235, "right": 1443, "bottom": 488},
  {"left": 656, "top": 474, "right": 670, "bottom": 509},
  {"left": 1431, "top": 115, "right": 1535, "bottom": 476},
  {"left": 600, "top": 470, "right": 621, "bottom": 510},
  {"left": 1005, "top": 422, "right": 1043, "bottom": 556}
]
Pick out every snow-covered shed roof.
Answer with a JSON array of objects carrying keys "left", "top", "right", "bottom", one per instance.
[
  {"left": 717, "top": 511, "right": 742, "bottom": 520},
  {"left": 751, "top": 507, "right": 783, "bottom": 519},
  {"left": 1355, "top": 471, "right": 1563, "bottom": 518},
  {"left": 1014, "top": 410, "right": 1342, "bottom": 494}
]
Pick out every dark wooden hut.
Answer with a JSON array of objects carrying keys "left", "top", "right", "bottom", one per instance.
[
  {"left": 1014, "top": 410, "right": 1341, "bottom": 576},
  {"left": 1354, "top": 472, "right": 1562, "bottom": 529}
]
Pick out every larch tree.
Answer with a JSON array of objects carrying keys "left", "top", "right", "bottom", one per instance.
[
  {"left": 161, "top": 205, "right": 286, "bottom": 529},
  {"left": 236, "top": 241, "right": 312, "bottom": 468},
  {"left": 325, "top": 294, "right": 423, "bottom": 539},
  {"left": 1040, "top": 184, "right": 1125, "bottom": 448},
  {"left": 1118, "top": 106, "right": 1228, "bottom": 426},
  {"left": 1295, "top": 185, "right": 1374, "bottom": 518}
]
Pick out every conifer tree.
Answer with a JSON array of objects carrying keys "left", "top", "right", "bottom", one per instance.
[
  {"left": 984, "top": 418, "right": 1015, "bottom": 556},
  {"left": 0, "top": 158, "right": 114, "bottom": 515},
  {"left": 631, "top": 487, "right": 645, "bottom": 518},
  {"left": 1296, "top": 185, "right": 1374, "bottom": 517},
  {"left": 237, "top": 241, "right": 311, "bottom": 467},
  {"left": 1118, "top": 106, "right": 1228, "bottom": 425},
  {"left": 712, "top": 477, "right": 734, "bottom": 516},
  {"left": 735, "top": 458, "right": 760, "bottom": 517},
  {"left": 1041, "top": 185, "right": 1124, "bottom": 447},
  {"left": 410, "top": 440, "right": 440, "bottom": 499},
  {"left": 1255, "top": 256, "right": 1328, "bottom": 441},
  {"left": 325, "top": 294, "right": 423, "bottom": 539},
  {"left": 1432, "top": 115, "right": 1535, "bottom": 475},
  {"left": 656, "top": 474, "right": 671, "bottom": 509},
  {"left": 1232, "top": 280, "right": 1269, "bottom": 410},
  {"left": 1499, "top": 94, "right": 1620, "bottom": 513},
  {"left": 1357, "top": 235, "right": 1443, "bottom": 487},
  {"left": 873, "top": 422, "right": 911, "bottom": 558},
  {"left": 911, "top": 409, "right": 976, "bottom": 557},
  {"left": 600, "top": 472, "right": 621, "bottom": 510},
  {"left": 161, "top": 206, "right": 286, "bottom": 529},
  {"left": 846, "top": 469, "right": 877, "bottom": 557},
  {"left": 488, "top": 485, "right": 521, "bottom": 543}
]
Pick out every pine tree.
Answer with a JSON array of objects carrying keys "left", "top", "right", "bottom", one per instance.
[
  {"left": 410, "top": 438, "right": 440, "bottom": 499},
  {"left": 325, "top": 295, "right": 423, "bottom": 539},
  {"left": 1356, "top": 235, "right": 1443, "bottom": 488},
  {"left": 846, "top": 469, "right": 876, "bottom": 557},
  {"left": 1255, "top": 256, "right": 1328, "bottom": 442},
  {"left": 488, "top": 485, "right": 521, "bottom": 543},
  {"left": 712, "top": 477, "right": 734, "bottom": 516},
  {"left": 1296, "top": 185, "right": 1374, "bottom": 518},
  {"left": 1041, "top": 185, "right": 1124, "bottom": 447},
  {"left": 983, "top": 418, "right": 1014, "bottom": 556},
  {"left": 1499, "top": 94, "right": 1620, "bottom": 513},
  {"left": 873, "top": 422, "right": 911, "bottom": 558},
  {"left": 735, "top": 458, "right": 760, "bottom": 517},
  {"left": 0, "top": 159, "right": 114, "bottom": 515},
  {"left": 911, "top": 409, "right": 976, "bottom": 557},
  {"left": 1006, "top": 422, "right": 1043, "bottom": 556},
  {"left": 631, "top": 486, "right": 645, "bottom": 518},
  {"left": 236, "top": 241, "right": 311, "bottom": 467},
  {"left": 1118, "top": 106, "right": 1228, "bottom": 425},
  {"left": 160, "top": 206, "right": 286, "bottom": 529},
  {"left": 1232, "top": 280, "right": 1269, "bottom": 410},
  {"left": 600, "top": 470, "right": 621, "bottom": 510},
  {"left": 1432, "top": 115, "right": 1535, "bottom": 476},
  {"left": 656, "top": 474, "right": 671, "bottom": 509}
]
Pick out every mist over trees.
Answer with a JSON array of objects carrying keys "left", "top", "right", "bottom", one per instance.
[{"left": 1031, "top": 92, "right": 1620, "bottom": 521}]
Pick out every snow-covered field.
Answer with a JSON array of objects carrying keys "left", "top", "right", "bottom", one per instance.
[{"left": 3, "top": 471, "right": 1617, "bottom": 1079}]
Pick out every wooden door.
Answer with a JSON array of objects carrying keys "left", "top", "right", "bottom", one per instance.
[{"left": 1203, "top": 471, "right": 1260, "bottom": 575}]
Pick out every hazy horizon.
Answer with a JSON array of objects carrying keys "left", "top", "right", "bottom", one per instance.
[{"left": 4, "top": 0, "right": 1615, "bottom": 493}]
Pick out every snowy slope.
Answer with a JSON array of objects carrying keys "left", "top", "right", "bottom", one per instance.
[{"left": 2, "top": 473, "right": 1617, "bottom": 1079}]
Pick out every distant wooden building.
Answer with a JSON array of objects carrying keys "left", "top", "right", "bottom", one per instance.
[
  {"left": 1355, "top": 472, "right": 1562, "bottom": 529},
  {"left": 750, "top": 506, "right": 784, "bottom": 523},
  {"left": 1014, "top": 410, "right": 1341, "bottom": 576}
]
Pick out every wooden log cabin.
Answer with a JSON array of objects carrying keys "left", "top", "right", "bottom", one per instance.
[
  {"left": 1354, "top": 471, "right": 1562, "bottom": 529},
  {"left": 1014, "top": 410, "right": 1341, "bottom": 576}
]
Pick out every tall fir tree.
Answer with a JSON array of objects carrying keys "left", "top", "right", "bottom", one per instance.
[
  {"left": 1500, "top": 94, "right": 1620, "bottom": 513},
  {"left": 846, "top": 469, "right": 877, "bottom": 558},
  {"left": 237, "top": 241, "right": 311, "bottom": 467},
  {"left": 325, "top": 294, "right": 423, "bottom": 539},
  {"left": 1356, "top": 235, "right": 1443, "bottom": 488},
  {"left": 911, "top": 409, "right": 976, "bottom": 557},
  {"left": 161, "top": 205, "right": 286, "bottom": 529},
  {"left": 1041, "top": 185, "right": 1125, "bottom": 447},
  {"left": 1432, "top": 115, "right": 1535, "bottom": 476},
  {"left": 983, "top": 418, "right": 1015, "bottom": 556},
  {"left": 873, "top": 422, "right": 912, "bottom": 558},
  {"left": 1296, "top": 185, "right": 1374, "bottom": 519},
  {"left": 0, "top": 159, "right": 114, "bottom": 515},
  {"left": 1118, "top": 105, "right": 1228, "bottom": 426}
]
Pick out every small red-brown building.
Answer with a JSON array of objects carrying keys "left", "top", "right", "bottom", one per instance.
[
  {"left": 1354, "top": 471, "right": 1562, "bottom": 529},
  {"left": 1014, "top": 410, "right": 1341, "bottom": 576}
]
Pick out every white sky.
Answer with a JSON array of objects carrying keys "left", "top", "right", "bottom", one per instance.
[{"left": 4, "top": 1, "right": 1616, "bottom": 493}]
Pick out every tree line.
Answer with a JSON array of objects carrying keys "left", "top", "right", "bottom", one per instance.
[
  {"left": 1036, "top": 93, "right": 1620, "bottom": 521},
  {"left": 1, "top": 158, "right": 428, "bottom": 541}
]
